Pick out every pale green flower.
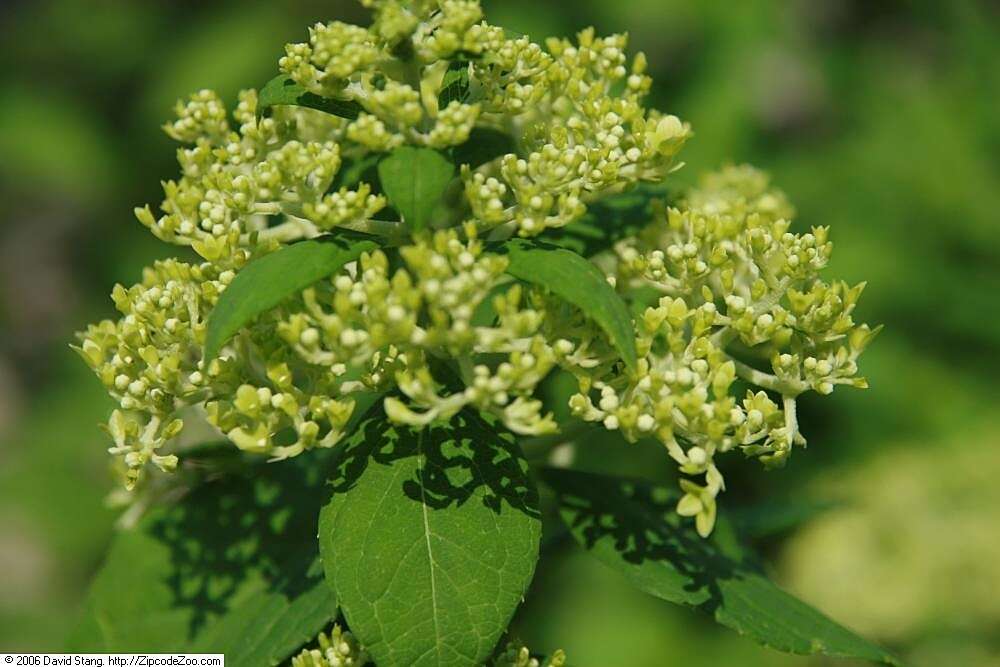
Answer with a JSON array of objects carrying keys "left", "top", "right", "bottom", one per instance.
[{"left": 76, "top": 0, "right": 876, "bottom": 534}]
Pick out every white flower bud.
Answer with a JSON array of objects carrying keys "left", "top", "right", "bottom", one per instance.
[
  {"left": 688, "top": 446, "right": 707, "bottom": 466},
  {"left": 300, "top": 328, "right": 321, "bottom": 347}
]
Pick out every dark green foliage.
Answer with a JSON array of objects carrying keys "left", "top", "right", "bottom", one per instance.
[
  {"left": 257, "top": 75, "right": 363, "bottom": 120},
  {"left": 378, "top": 147, "right": 456, "bottom": 233},
  {"left": 500, "top": 239, "right": 639, "bottom": 371},
  {"left": 204, "top": 235, "right": 378, "bottom": 361},
  {"left": 68, "top": 456, "right": 339, "bottom": 666},
  {"left": 320, "top": 408, "right": 542, "bottom": 667},
  {"left": 543, "top": 468, "right": 900, "bottom": 665}
]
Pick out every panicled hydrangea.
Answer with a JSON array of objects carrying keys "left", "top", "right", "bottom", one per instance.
[{"left": 75, "top": 0, "right": 876, "bottom": 535}]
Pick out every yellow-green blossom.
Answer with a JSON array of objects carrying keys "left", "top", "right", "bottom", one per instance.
[
  {"left": 571, "top": 165, "right": 879, "bottom": 535},
  {"left": 75, "top": 0, "right": 876, "bottom": 535}
]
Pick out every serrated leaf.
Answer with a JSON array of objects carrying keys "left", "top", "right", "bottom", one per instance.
[
  {"left": 543, "top": 468, "right": 899, "bottom": 665},
  {"left": 438, "top": 60, "right": 471, "bottom": 109},
  {"left": 541, "top": 182, "right": 670, "bottom": 257},
  {"left": 378, "top": 146, "right": 456, "bottom": 233},
  {"left": 500, "top": 239, "right": 638, "bottom": 371},
  {"left": 203, "top": 235, "right": 378, "bottom": 361},
  {"left": 67, "top": 456, "right": 339, "bottom": 665},
  {"left": 319, "top": 409, "right": 542, "bottom": 667},
  {"left": 256, "top": 74, "right": 363, "bottom": 121}
]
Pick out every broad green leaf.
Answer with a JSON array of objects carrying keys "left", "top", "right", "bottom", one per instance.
[
  {"left": 378, "top": 146, "right": 456, "bottom": 233},
  {"left": 190, "top": 559, "right": 333, "bottom": 662},
  {"left": 543, "top": 468, "right": 899, "bottom": 665},
  {"left": 203, "top": 236, "right": 378, "bottom": 361},
  {"left": 501, "top": 239, "right": 638, "bottom": 371},
  {"left": 67, "top": 456, "right": 339, "bottom": 665},
  {"left": 438, "top": 60, "right": 471, "bottom": 109},
  {"left": 452, "top": 127, "right": 516, "bottom": 168},
  {"left": 541, "top": 182, "right": 671, "bottom": 257},
  {"left": 320, "top": 409, "right": 542, "bottom": 667},
  {"left": 257, "top": 74, "right": 363, "bottom": 121}
]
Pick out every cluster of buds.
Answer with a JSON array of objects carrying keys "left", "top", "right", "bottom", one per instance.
[
  {"left": 137, "top": 87, "right": 387, "bottom": 265},
  {"left": 493, "top": 643, "right": 567, "bottom": 667},
  {"left": 464, "top": 29, "right": 692, "bottom": 237},
  {"left": 279, "top": 4, "right": 490, "bottom": 152},
  {"left": 277, "top": 0, "right": 691, "bottom": 236},
  {"left": 76, "top": 259, "right": 229, "bottom": 488},
  {"left": 292, "top": 625, "right": 369, "bottom": 667},
  {"left": 276, "top": 229, "right": 574, "bottom": 436},
  {"left": 76, "top": 0, "right": 876, "bottom": 534},
  {"left": 291, "top": 624, "right": 566, "bottom": 667},
  {"left": 571, "top": 165, "right": 879, "bottom": 535}
]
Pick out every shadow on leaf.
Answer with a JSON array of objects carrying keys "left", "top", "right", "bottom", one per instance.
[
  {"left": 539, "top": 182, "right": 673, "bottom": 257},
  {"left": 543, "top": 467, "right": 900, "bottom": 665},
  {"left": 542, "top": 467, "right": 755, "bottom": 615},
  {"left": 147, "top": 454, "right": 335, "bottom": 640},
  {"left": 330, "top": 406, "right": 540, "bottom": 521}
]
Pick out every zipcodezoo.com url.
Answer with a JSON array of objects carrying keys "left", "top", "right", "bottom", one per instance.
[{"left": 3, "top": 655, "right": 224, "bottom": 667}]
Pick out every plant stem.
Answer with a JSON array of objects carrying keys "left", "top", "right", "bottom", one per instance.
[{"left": 727, "top": 355, "right": 808, "bottom": 396}]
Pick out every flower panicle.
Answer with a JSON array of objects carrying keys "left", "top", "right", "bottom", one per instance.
[{"left": 75, "top": 0, "right": 877, "bottom": 537}]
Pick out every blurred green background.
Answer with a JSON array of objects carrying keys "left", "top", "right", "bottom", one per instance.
[{"left": 0, "top": 0, "right": 997, "bottom": 664}]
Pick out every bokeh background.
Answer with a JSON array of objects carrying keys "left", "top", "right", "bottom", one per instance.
[{"left": 0, "top": 0, "right": 997, "bottom": 664}]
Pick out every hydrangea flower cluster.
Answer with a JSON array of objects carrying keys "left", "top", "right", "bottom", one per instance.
[
  {"left": 75, "top": 0, "right": 876, "bottom": 535},
  {"left": 587, "top": 165, "right": 879, "bottom": 535}
]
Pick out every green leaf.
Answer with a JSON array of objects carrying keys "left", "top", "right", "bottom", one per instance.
[
  {"left": 543, "top": 468, "right": 900, "bottom": 665},
  {"left": 378, "top": 146, "right": 456, "bottom": 233},
  {"left": 189, "top": 559, "right": 334, "bottom": 662},
  {"left": 500, "top": 239, "right": 638, "bottom": 371},
  {"left": 204, "top": 235, "right": 378, "bottom": 361},
  {"left": 68, "top": 456, "right": 339, "bottom": 665},
  {"left": 438, "top": 60, "right": 471, "bottom": 109},
  {"left": 541, "top": 182, "right": 670, "bottom": 257},
  {"left": 319, "top": 408, "right": 542, "bottom": 667},
  {"left": 452, "top": 127, "right": 516, "bottom": 168},
  {"left": 257, "top": 74, "right": 363, "bottom": 121}
]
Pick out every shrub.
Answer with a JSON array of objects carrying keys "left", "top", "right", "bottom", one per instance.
[{"left": 73, "top": 2, "right": 889, "bottom": 665}]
